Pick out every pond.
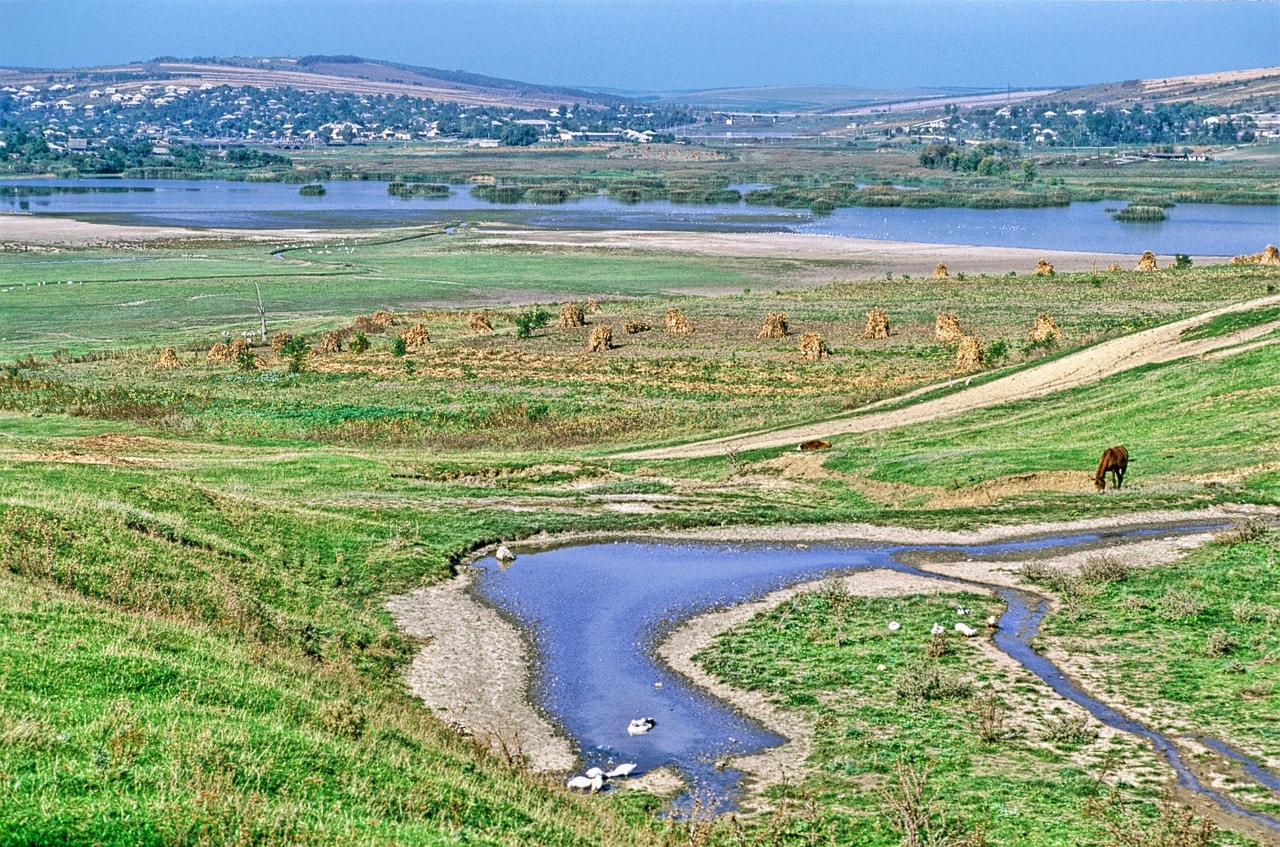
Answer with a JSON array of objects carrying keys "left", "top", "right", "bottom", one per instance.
[
  {"left": 470, "top": 525, "right": 1279, "bottom": 830},
  {"left": 3, "top": 177, "right": 1277, "bottom": 255}
]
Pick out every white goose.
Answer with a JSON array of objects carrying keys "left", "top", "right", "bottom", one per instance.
[
  {"left": 627, "top": 717, "right": 656, "bottom": 735},
  {"left": 605, "top": 762, "right": 637, "bottom": 779}
]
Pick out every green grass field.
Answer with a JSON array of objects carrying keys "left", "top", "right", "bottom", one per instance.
[{"left": 1, "top": 230, "right": 1277, "bottom": 845}]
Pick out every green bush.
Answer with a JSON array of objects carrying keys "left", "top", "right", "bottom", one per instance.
[
  {"left": 514, "top": 306, "right": 552, "bottom": 339},
  {"left": 390, "top": 336, "right": 407, "bottom": 357},
  {"left": 349, "top": 331, "right": 370, "bottom": 355}
]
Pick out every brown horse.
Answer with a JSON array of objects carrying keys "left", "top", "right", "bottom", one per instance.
[{"left": 1094, "top": 445, "right": 1129, "bottom": 491}]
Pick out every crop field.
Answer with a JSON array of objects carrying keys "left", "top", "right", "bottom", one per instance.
[{"left": 1, "top": 222, "right": 1278, "bottom": 845}]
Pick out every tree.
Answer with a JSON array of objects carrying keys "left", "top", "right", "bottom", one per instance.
[
  {"left": 1021, "top": 158, "right": 1037, "bottom": 184},
  {"left": 499, "top": 123, "right": 540, "bottom": 146}
]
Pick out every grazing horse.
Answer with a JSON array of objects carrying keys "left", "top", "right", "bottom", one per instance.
[{"left": 1094, "top": 445, "right": 1129, "bottom": 491}]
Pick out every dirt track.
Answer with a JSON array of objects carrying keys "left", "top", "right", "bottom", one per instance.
[{"left": 621, "top": 294, "right": 1280, "bottom": 460}]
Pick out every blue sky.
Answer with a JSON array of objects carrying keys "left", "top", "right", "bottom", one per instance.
[{"left": 1, "top": 0, "right": 1277, "bottom": 92}]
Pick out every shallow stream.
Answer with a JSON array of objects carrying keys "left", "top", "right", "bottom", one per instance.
[{"left": 471, "top": 524, "right": 1278, "bottom": 830}]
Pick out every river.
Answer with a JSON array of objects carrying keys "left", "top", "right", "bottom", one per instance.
[{"left": 3, "top": 178, "right": 1277, "bottom": 255}]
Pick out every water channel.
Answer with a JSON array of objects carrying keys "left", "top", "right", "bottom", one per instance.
[
  {"left": 4, "top": 178, "right": 1277, "bottom": 255},
  {"left": 469, "top": 524, "right": 1279, "bottom": 830}
]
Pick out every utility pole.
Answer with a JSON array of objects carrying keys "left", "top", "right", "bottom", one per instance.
[{"left": 254, "top": 282, "right": 267, "bottom": 344}]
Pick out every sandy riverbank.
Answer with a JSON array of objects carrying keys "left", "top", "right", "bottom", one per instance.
[
  {"left": 384, "top": 506, "right": 1273, "bottom": 797},
  {"left": 0, "top": 214, "right": 1227, "bottom": 281}
]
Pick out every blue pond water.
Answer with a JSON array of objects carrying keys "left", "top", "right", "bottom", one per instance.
[
  {"left": 4, "top": 177, "right": 1278, "bottom": 255},
  {"left": 472, "top": 525, "right": 1279, "bottom": 829}
]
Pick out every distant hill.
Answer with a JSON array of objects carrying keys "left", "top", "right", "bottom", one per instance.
[
  {"left": 1046, "top": 67, "right": 1280, "bottom": 110},
  {"left": 648, "top": 85, "right": 1006, "bottom": 113},
  {"left": 0, "top": 55, "right": 623, "bottom": 111}
]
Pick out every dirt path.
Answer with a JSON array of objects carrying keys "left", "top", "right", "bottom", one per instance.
[{"left": 621, "top": 294, "right": 1280, "bottom": 460}]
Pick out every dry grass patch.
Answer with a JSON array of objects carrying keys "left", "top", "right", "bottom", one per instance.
[
  {"left": 934, "top": 313, "right": 964, "bottom": 344},
  {"left": 558, "top": 303, "right": 586, "bottom": 329},
  {"left": 1027, "top": 313, "right": 1063, "bottom": 344},
  {"left": 798, "top": 332, "right": 829, "bottom": 361},
  {"left": 401, "top": 323, "right": 431, "bottom": 351},
  {"left": 154, "top": 347, "right": 181, "bottom": 370},
  {"left": 955, "top": 335, "right": 984, "bottom": 371},
  {"left": 665, "top": 308, "right": 694, "bottom": 336},
  {"left": 585, "top": 325, "right": 613, "bottom": 353},
  {"left": 863, "top": 308, "right": 890, "bottom": 340},
  {"left": 758, "top": 312, "right": 789, "bottom": 339}
]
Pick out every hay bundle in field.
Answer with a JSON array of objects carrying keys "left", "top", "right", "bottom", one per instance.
[
  {"left": 586, "top": 325, "right": 613, "bottom": 353},
  {"left": 1035, "top": 258, "right": 1055, "bottom": 276},
  {"left": 318, "top": 331, "right": 343, "bottom": 354},
  {"left": 558, "top": 302, "right": 586, "bottom": 329},
  {"left": 933, "top": 263, "right": 950, "bottom": 279},
  {"left": 370, "top": 310, "right": 395, "bottom": 329},
  {"left": 955, "top": 335, "right": 984, "bottom": 371},
  {"left": 466, "top": 311, "right": 493, "bottom": 333},
  {"left": 934, "top": 313, "right": 964, "bottom": 344},
  {"left": 863, "top": 308, "right": 890, "bottom": 339},
  {"left": 401, "top": 322, "right": 431, "bottom": 351},
  {"left": 1230, "top": 244, "right": 1280, "bottom": 265},
  {"left": 270, "top": 330, "right": 293, "bottom": 352},
  {"left": 625, "top": 321, "right": 651, "bottom": 335},
  {"left": 229, "top": 337, "right": 250, "bottom": 356},
  {"left": 758, "top": 311, "right": 789, "bottom": 339},
  {"left": 154, "top": 347, "right": 181, "bottom": 369},
  {"left": 1027, "top": 313, "right": 1063, "bottom": 344},
  {"left": 798, "top": 332, "right": 829, "bottom": 361},
  {"left": 665, "top": 308, "right": 694, "bottom": 336},
  {"left": 586, "top": 298, "right": 602, "bottom": 314},
  {"left": 1104, "top": 263, "right": 1123, "bottom": 272},
  {"left": 1135, "top": 251, "right": 1159, "bottom": 272},
  {"left": 205, "top": 342, "right": 233, "bottom": 365}
]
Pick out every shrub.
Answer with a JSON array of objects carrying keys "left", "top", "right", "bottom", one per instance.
[
  {"left": 1039, "top": 714, "right": 1097, "bottom": 746},
  {"left": 317, "top": 699, "right": 366, "bottom": 739},
  {"left": 1174, "top": 253, "right": 1193, "bottom": 269},
  {"left": 1157, "top": 588, "right": 1206, "bottom": 621},
  {"left": 1203, "top": 629, "right": 1238, "bottom": 657},
  {"left": 390, "top": 336, "right": 407, "bottom": 357},
  {"left": 279, "top": 335, "right": 310, "bottom": 374},
  {"left": 1079, "top": 554, "right": 1129, "bottom": 584},
  {"left": 349, "top": 331, "right": 370, "bottom": 354},
  {"left": 895, "top": 657, "right": 971, "bottom": 703},
  {"left": 514, "top": 306, "right": 552, "bottom": 339},
  {"left": 235, "top": 348, "right": 258, "bottom": 372}
]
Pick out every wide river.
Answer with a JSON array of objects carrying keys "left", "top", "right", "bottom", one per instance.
[{"left": 4, "top": 178, "right": 1278, "bottom": 255}]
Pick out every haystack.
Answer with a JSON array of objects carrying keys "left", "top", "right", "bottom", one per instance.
[
  {"left": 933, "top": 263, "right": 950, "bottom": 279},
  {"left": 586, "top": 325, "right": 613, "bottom": 353},
  {"left": 665, "top": 308, "right": 694, "bottom": 336},
  {"left": 318, "top": 331, "right": 343, "bottom": 354},
  {"left": 270, "top": 330, "right": 293, "bottom": 352},
  {"left": 625, "top": 321, "right": 651, "bottom": 335},
  {"left": 1027, "top": 313, "right": 1063, "bottom": 344},
  {"left": 758, "top": 311, "right": 789, "bottom": 339},
  {"left": 370, "top": 310, "right": 395, "bottom": 329},
  {"left": 401, "top": 323, "right": 431, "bottom": 351},
  {"left": 955, "top": 335, "right": 984, "bottom": 371},
  {"left": 205, "top": 342, "right": 233, "bottom": 365},
  {"left": 1035, "top": 259, "right": 1055, "bottom": 276},
  {"left": 1230, "top": 245, "right": 1280, "bottom": 265},
  {"left": 934, "top": 313, "right": 964, "bottom": 344},
  {"left": 798, "top": 332, "right": 829, "bottom": 361},
  {"left": 229, "top": 337, "right": 250, "bottom": 356},
  {"left": 586, "top": 298, "right": 603, "bottom": 314},
  {"left": 1104, "top": 263, "right": 1123, "bottom": 272},
  {"left": 154, "top": 347, "right": 181, "bottom": 370},
  {"left": 1134, "top": 251, "right": 1158, "bottom": 272},
  {"left": 467, "top": 311, "right": 493, "bottom": 333},
  {"left": 863, "top": 308, "right": 890, "bottom": 339},
  {"left": 558, "top": 303, "right": 586, "bottom": 329}
]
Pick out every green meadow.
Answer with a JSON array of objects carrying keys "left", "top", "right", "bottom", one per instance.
[{"left": 1, "top": 228, "right": 1277, "bottom": 845}]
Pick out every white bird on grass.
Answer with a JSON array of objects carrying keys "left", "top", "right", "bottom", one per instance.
[
  {"left": 930, "top": 623, "right": 946, "bottom": 636},
  {"left": 627, "top": 717, "right": 656, "bottom": 735},
  {"left": 566, "top": 773, "right": 604, "bottom": 793},
  {"left": 605, "top": 762, "right": 637, "bottom": 779},
  {"left": 954, "top": 622, "right": 978, "bottom": 638}
]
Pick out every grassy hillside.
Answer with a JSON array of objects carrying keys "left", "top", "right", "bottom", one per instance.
[{"left": 1, "top": 240, "right": 1276, "bottom": 843}]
